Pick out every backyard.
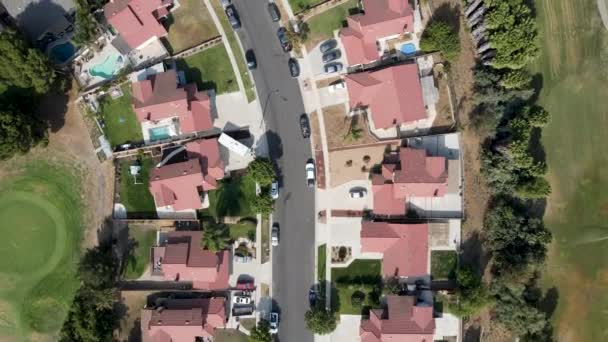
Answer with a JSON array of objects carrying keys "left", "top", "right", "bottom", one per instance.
[
  {"left": 304, "top": 0, "right": 359, "bottom": 49},
  {"left": 163, "top": 0, "right": 219, "bottom": 54},
  {"left": 123, "top": 226, "right": 157, "bottom": 279},
  {"left": 98, "top": 85, "right": 143, "bottom": 147},
  {"left": 0, "top": 160, "right": 84, "bottom": 340},
  {"left": 118, "top": 157, "right": 157, "bottom": 218},
  {"left": 534, "top": 0, "right": 608, "bottom": 340},
  {"left": 331, "top": 259, "right": 382, "bottom": 315},
  {"left": 177, "top": 45, "right": 239, "bottom": 95},
  {"left": 430, "top": 250, "right": 457, "bottom": 280},
  {"left": 201, "top": 174, "right": 257, "bottom": 218}
]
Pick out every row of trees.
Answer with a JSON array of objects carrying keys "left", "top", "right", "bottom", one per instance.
[{"left": 420, "top": 19, "right": 461, "bottom": 62}]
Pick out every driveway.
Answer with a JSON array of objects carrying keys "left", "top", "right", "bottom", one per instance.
[
  {"left": 307, "top": 33, "right": 347, "bottom": 79},
  {"left": 331, "top": 314, "right": 362, "bottom": 342},
  {"left": 317, "top": 180, "right": 373, "bottom": 211}
]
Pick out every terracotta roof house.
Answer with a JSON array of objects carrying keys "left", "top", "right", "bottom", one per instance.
[
  {"left": 360, "top": 221, "right": 428, "bottom": 278},
  {"left": 372, "top": 148, "right": 448, "bottom": 216},
  {"left": 141, "top": 298, "right": 226, "bottom": 342},
  {"left": 346, "top": 64, "right": 426, "bottom": 129},
  {"left": 131, "top": 69, "right": 213, "bottom": 136},
  {"left": 149, "top": 138, "right": 224, "bottom": 212},
  {"left": 360, "top": 295, "right": 435, "bottom": 342},
  {"left": 340, "top": 0, "right": 414, "bottom": 66},
  {"left": 104, "top": 0, "right": 172, "bottom": 50},
  {"left": 151, "top": 231, "right": 230, "bottom": 289}
]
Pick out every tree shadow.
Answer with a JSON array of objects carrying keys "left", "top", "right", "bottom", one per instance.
[
  {"left": 538, "top": 286, "right": 559, "bottom": 319},
  {"left": 127, "top": 318, "right": 142, "bottom": 342},
  {"left": 459, "top": 231, "right": 490, "bottom": 276},
  {"left": 34, "top": 81, "right": 72, "bottom": 133},
  {"left": 215, "top": 177, "right": 245, "bottom": 217},
  {"left": 175, "top": 59, "right": 217, "bottom": 93},
  {"left": 258, "top": 130, "right": 284, "bottom": 161},
  {"left": 463, "top": 324, "right": 481, "bottom": 342},
  {"left": 429, "top": 3, "right": 461, "bottom": 32}
]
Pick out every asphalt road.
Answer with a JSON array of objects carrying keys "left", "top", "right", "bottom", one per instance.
[{"left": 230, "top": 1, "right": 315, "bottom": 341}]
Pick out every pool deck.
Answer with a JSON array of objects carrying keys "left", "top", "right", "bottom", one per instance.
[
  {"left": 74, "top": 36, "right": 126, "bottom": 89},
  {"left": 142, "top": 118, "right": 180, "bottom": 142}
]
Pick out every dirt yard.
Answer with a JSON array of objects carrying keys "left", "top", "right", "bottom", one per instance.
[{"left": 322, "top": 104, "right": 377, "bottom": 150}]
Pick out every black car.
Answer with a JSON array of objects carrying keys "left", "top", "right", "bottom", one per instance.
[
  {"left": 299, "top": 113, "right": 310, "bottom": 138},
  {"left": 277, "top": 27, "right": 292, "bottom": 52},
  {"left": 245, "top": 49, "right": 257, "bottom": 69},
  {"left": 225, "top": 5, "right": 241, "bottom": 30},
  {"left": 322, "top": 50, "right": 341, "bottom": 63},
  {"left": 288, "top": 58, "right": 300, "bottom": 78},
  {"left": 309, "top": 288, "right": 317, "bottom": 307},
  {"left": 267, "top": 2, "right": 281, "bottom": 22},
  {"left": 319, "top": 39, "right": 337, "bottom": 53}
]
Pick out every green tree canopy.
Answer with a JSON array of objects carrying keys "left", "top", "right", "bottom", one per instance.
[
  {"left": 249, "top": 319, "right": 272, "bottom": 342},
  {"left": 252, "top": 193, "right": 274, "bottom": 215},
  {"left": 0, "top": 30, "right": 56, "bottom": 93},
  {"left": 200, "top": 223, "right": 231, "bottom": 252},
  {"left": 247, "top": 158, "right": 276, "bottom": 187},
  {"left": 446, "top": 266, "right": 492, "bottom": 318},
  {"left": 0, "top": 109, "right": 36, "bottom": 160},
  {"left": 420, "top": 20, "right": 460, "bottom": 62},
  {"left": 304, "top": 307, "right": 337, "bottom": 335},
  {"left": 73, "top": 0, "right": 99, "bottom": 46}
]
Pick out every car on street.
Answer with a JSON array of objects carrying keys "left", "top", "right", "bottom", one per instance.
[
  {"left": 269, "top": 312, "right": 279, "bottom": 334},
  {"left": 349, "top": 187, "right": 367, "bottom": 198},
  {"left": 233, "top": 295, "right": 251, "bottom": 305},
  {"left": 220, "top": 0, "right": 231, "bottom": 8},
  {"left": 322, "top": 50, "right": 341, "bottom": 63},
  {"left": 225, "top": 5, "right": 241, "bottom": 30},
  {"left": 245, "top": 49, "right": 257, "bottom": 69},
  {"left": 329, "top": 80, "right": 346, "bottom": 92},
  {"left": 306, "top": 159, "right": 315, "bottom": 188},
  {"left": 299, "top": 113, "right": 310, "bottom": 138},
  {"left": 270, "top": 180, "right": 279, "bottom": 199},
  {"left": 233, "top": 254, "right": 252, "bottom": 263},
  {"left": 309, "top": 288, "right": 317, "bottom": 307},
  {"left": 319, "top": 39, "right": 337, "bottom": 53},
  {"left": 324, "top": 62, "right": 343, "bottom": 74},
  {"left": 271, "top": 223, "right": 280, "bottom": 246},
  {"left": 277, "top": 27, "right": 292, "bottom": 52},
  {"left": 288, "top": 57, "right": 300, "bottom": 78},
  {"left": 267, "top": 2, "right": 280, "bottom": 22}
]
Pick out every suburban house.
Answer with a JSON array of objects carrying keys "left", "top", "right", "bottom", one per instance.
[
  {"left": 360, "top": 221, "right": 428, "bottom": 278},
  {"left": 131, "top": 69, "right": 214, "bottom": 142},
  {"left": 104, "top": 0, "right": 171, "bottom": 51},
  {"left": 340, "top": 0, "right": 415, "bottom": 66},
  {"left": 149, "top": 138, "right": 224, "bottom": 215},
  {"left": 141, "top": 298, "right": 226, "bottom": 341},
  {"left": 151, "top": 231, "right": 229, "bottom": 289},
  {"left": 360, "top": 295, "right": 435, "bottom": 342},
  {"left": 345, "top": 63, "right": 426, "bottom": 130}
]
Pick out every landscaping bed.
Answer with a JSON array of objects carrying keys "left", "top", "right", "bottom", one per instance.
[
  {"left": 163, "top": 0, "right": 219, "bottom": 54},
  {"left": 176, "top": 45, "right": 239, "bottom": 94},
  {"left": 117, "top": 157, "right": 157, "bottom": 218},
  {"left": 318, "top": 244, "right": 327, "bottom": 281},
  {"left": 228, "top": 217, "right": 257, "bottom": 241},
  {"left": 430, "top": 250, "right": 457, "bottom": 280},
  {"left": 98, "top": 85, "right": 143, "bottom": 147},
  {"left": 331, "top": 259, "right": 382, "bottom": 315},
  {"left": 290, "top": 0, "right": 326, "bottom": 13}
]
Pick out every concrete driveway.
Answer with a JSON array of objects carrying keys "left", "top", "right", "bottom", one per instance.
[
  {"left": 318, "top": 180, "right": 373, "bottom": 211},
  {"left": 331, "top": 314, "right": 362, "bottom": 342},
  {"left": 307, "top": 32, "right": 347, "bottom": 79}
]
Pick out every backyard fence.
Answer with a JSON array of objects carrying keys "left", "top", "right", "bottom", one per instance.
[
  {"left": 297, "top": 0, "right": 355, "bottom": 21},
  {"left": 171, "top": 36, "right": 223, "bottom": 59}
]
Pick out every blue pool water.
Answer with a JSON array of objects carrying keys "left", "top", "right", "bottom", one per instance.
[
  {"left": 50, "top": 42, "right": 76, "bottom": 63},
  {"left": 149, "top": 126, "right": 171, "bottom": 141},
  {"left": 400, "top": 43, "right": 417, "bottom": 55},
  {"left": 90, "top": 54, "right": 124, "bottom": 79}
]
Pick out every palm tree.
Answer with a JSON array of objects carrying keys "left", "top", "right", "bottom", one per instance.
[{"left": 200, "top": 223, "right": 231, "bottom": 252}]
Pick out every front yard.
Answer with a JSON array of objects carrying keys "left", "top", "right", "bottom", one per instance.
[
  {"left": 228, "top": 217, "right": 257, "bottom": 241},
  {"left": 201, "top": 174, "right": 256, "bottom": 218},
  {"left": 318, "top": 244, "right": 327, "bottom": 281},
  {"left": 118, "top": 157, "right": 157, "bottom": 218},
  {"left": 431, "top": 250, "right": 457, "bottom": 280},
  {"left": 290, "top": 0, "right": 325, "bottom": 13},
  {"left": 163, "top": 0, "right": 219, "bottom": 54},
  {"left": 98, "top": 85, "right": 143, "bottom": 147},
  {"left": 123, "top": 225, "right": 157, "bottom": 279},
  {"left": 176, "top": 45, "right": 239, "bottom": 94},
  {"left": 332, "top": 259, "right": 382, "bottom": 315},
  {"left": 304, "top": 0, "right": 359, "bottom": 49}
]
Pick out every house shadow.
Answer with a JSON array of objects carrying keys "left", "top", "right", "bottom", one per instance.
[{"left": 14, "top": 0, "right": 72, "bottom": 47}]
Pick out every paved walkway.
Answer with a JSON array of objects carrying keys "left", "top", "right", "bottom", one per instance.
[
  {"left": 203, "top": 0, "right": 246, "bottom": 96},
  {"left": 598, "top": 0, "right": 608, "bottom": 31}
]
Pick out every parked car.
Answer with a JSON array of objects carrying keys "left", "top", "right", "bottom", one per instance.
[
  {"left": 309, "top": 288, "right": 317, "bottom": 307},
  {"left": 270, "top": 180, "right": 279, "bottom": 199},
  {"left": 267, "top": 2, "right": 280, "bottom": 22},
  {"left": 324, "top": 62, "right": 343, "bottom": 74},
  {"left": 306, "top": 159, "right": 315, "bottom": 188},
  {"left": 220, "top": 0, "right": 231, "bottom": 8},
  {"left": 299, "top": 113, "right": 310, "bottom": 138},
  {"left": 322, "top": 50, "right": 341, "bottom": 63},
  {"left": 271, "top": 223, "right": 280, "bottom": 246},
  {"left": 277, "top": 27, "right": 292, "bottom": 52},
  {"left": 225, "top": 5, "right": 241, "bottom": 30},
  {"left": 245, "top": 49, "right": 257, "bottom": 69},
  {"left": 288, "top": 57, "right": 300, "bottom": 78},
  {"left": 319, "top": 39, "right": 337, "bottom": 53},
  {"left": 233, "top": 254, "right": 252, "bottom": 263},
  {"left": 329, "top": 80, "right": 346, "bottom": 92},
  {"left": 349, "top": 187, "right": 367, "bottom": 198},
  {"left": 233, "top": 296, "right": 251, "bottom": 305},
  {"left": 269, "top": 312, "right": 279, "bottom": 334}
]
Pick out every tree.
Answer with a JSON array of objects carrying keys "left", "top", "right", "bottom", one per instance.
[
  {"left": 0, "top": 30, "right": 56, "bottom": 93},
  {"left": 491, "top": 279, "right": 549, "bottom": 336},
  {"left": 446, "top": 266, "right": 491, "bottom": 318},
  {"left": 249, "top": 319, "right": 272, "bottom": 342},
  {"left": 247, "top": 158, "right": 276, "bottom": 187},
  {"left": 286, "top": 26, "right": 302, "bottom": 53},
  {"left": 515, "top": 177, "right": 551, "bottom": 198},
  {"left": 78, "top": 244, "right": 119, "bottom": 289},
  {"left": 305, "top": 307, "right": 337, "bottom": 335},
  {"left": 420, "top": 20, "right": 460, "bottom": 62},
  {"left": 252, "top": 193, "right": 274, "bottom": 215},
  {"left": 200, "top": 223, "right": 231, "bottom": 252},
  {"left": 0, "top": 109, "right": 37, "bottom": 160},
  {"left": 73, "top": 0, "right": 99, "bottom": 46}
]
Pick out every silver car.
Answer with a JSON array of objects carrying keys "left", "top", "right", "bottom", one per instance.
[
  {"left": 271, "top": 223, "right": 279, "bottom": 246},
  {"left": 270, "top": 180, "right": 279, "bottom": 199},
  {"left": 324, "top": 62, "right": 343, "bottom": 74}
]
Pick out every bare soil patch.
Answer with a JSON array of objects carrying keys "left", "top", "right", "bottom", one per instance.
[
  {"left": 315, "top": 76, "right": 341, "bottom": 88},
  {"left": 322, "top": 104, "right": 377, "bottom": 150},
  {"left": 117, "top": 291, "right": 153, "bottom": 342},
  {"left": 328, "top": 142, "right": 398, "bottom": 187},
  {"left": 309, "top": 111, "right": 323, "bottom": 151}
]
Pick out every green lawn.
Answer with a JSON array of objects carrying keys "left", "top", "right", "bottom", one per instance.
[
  {"left": 533, "top": 0, "right": 608, "bottom": 340},
  {"left": 431, "top": 250, "right": 457, "bottom": 280},
  {"left": 99, "top": 85, "right": 143, "bottom": 147},
  {"left": 318, "top": 244, "right": 327, "bottom": 282},
  {"left": 228, "top": 218, "right": 257, "bottom": 241},
  {"left": 304, "top": 0, "right": 359, "bottom": 48},
  {"left": 209, "top": 0, "right": 256, "bottom": 102},
  {"left": 123, "top": 226, "right": 156, "bottom": 279},
  {"left": 176, "top": 45, "right": 239, "bottom": 95},
  {"left": 163, "top": 0, "right": 219, "bottom": 54},
  {"left": 332, "top": 259, "right": 382, "bottom": 315},
  {"left": 203, "top": 174, "right": 256, "bottom": 218},
  {"left": 0, "top": 160, "right": 84, "bottom": 339},
  {"left": 118, "top": 157, "right": 157, "bottom": 218},
  {"left": 261, "top": 214, "right": 270, "bottom": 263},
  {"left": 289, "top": 0, "right": 325, "bottom": 13},
  {"left": 215, "top": 329, "right": 249, "bottom": 342}
]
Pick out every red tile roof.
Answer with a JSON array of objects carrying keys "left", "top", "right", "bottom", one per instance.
[
  {"left": 360, "top": 222, "right": 428, "bottom": 277},
  {"left": 340, "top": 0, "right": 414, "bottom": 65},
  {"left": 360, "top": 295, "right": 435, "bottom": 342},
  {"left": 104, "top": 0, "right": 171, "bottom": 49},
  {"left": 372, "top": 148, "right": 448, "bottom": 216},
  {"left": 141, "top": 298, "right": 226, "bottom": 342},
  {"left": 152, "top": 231, "right": 230, "bottom": 290},
  {"left": 132, "top": 70, "right": 213, "bottom": 134},
  {"left": 346, "top": 64, "right": 426, "bottom": 129}
]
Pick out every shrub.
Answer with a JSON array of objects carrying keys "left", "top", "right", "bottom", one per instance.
[
  {"left": 305, "top": 307, "right": 337, "bottom": 335},
  {"left": 420, "top": 20, "right": 460, "bottom": 62},
  {"left": 247, "top": 158, "right": 276, "bottom": 187},
  {"left": 351, "top": 291, "right": 365, "bottom": 306}
]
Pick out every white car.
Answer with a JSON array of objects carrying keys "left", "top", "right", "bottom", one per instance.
[
  {"left": 233, "top": 295, "right": 251, "bottom": 305},
  {"left": 270, "top": 180, "right": 279, "bottom": 199},
  {"left": 271, "top": 223, "right": 279, "bottom": 247},
  {"left": 329, "top": 81, "right": 346, "bottom": 92},
  {"left": 306, "top": 159, "right": 315, "bottom": 188},
  {"left": 349, "top": 188, "right": 367, "bottom": 198},
  {"left": 269, "top": 312, "right": 279, "bottom": 334}
]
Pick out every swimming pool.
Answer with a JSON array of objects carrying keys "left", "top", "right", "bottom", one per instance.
[
  {"left": 50, "top": 42, "right": 76, "bottom": 63},
  {"left": 149, "top": 126, "right": 171, "bottom": 141},
  {"left": 400, "top": 43, "right": 417, "bottom": 56},
  {"left": 89, "top": 54, "right": 124, "bottom": 79}
]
